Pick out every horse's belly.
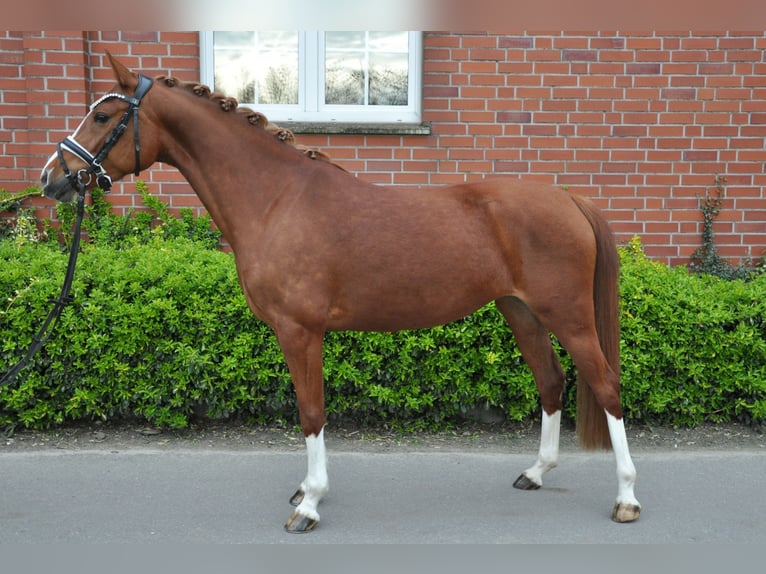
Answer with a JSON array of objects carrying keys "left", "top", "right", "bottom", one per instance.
[{"left": 327, "top": 277, "right": 502, "bottom": 332}]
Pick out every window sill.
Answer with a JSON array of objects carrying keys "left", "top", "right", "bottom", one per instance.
[{"left": 281, "top": 121, "right": 432, "bottom": 136}]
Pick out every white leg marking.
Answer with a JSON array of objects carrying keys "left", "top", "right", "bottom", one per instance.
[
  {"left": 606, "top": 411, "right": 641, "bottom": 509},
  {"left": 295, "top": 427, "right": 329, "bottom": 522},
  {"left": 522, "top": 410, "right": 561, "bottom": 486}
]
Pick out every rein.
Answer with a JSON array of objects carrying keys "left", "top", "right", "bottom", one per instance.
[
  {"left": 0, "top": 183, "right": 86, "bottom": 387},
  {"left": 0, "top": 74, "right": 153, "bottom": 387}
]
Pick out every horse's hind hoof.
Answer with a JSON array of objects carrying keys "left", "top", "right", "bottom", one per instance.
[
  {"left": 513, "top": 474, "right": 541, "bottom": 490},
  {"left": 612, "top": 502, "right": 641, "bottom": 523},
  {"left": 285, "top": 511, "right": 318, "bottom": 534},
  {"left": 289, "top": 489, "right": 304, "bottom": 507}
]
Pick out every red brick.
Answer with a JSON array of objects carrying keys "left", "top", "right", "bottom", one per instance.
[
  {"left": 470, "top": 49, "right": 505, "bottom": 61},
  {"left": 683, "top": 151, "right": 718, "bottom": 161},
  {"left": 527, "top": 50, "right": 560, "bottom": 61},
  {"left": 719, "top": 37, "right": 755, "bottom": 49},
  {"left": 430, "top": 173, "right": 465, "bottom": 185},
  {"left": 730, "top": 138, "right": 765, "bottom": 149},
  {"left": 661, "top": 112, "right": 696, "bottom": 124},
  {"left": 460, "top": 35, "right": 496, "bottom": 49},
  {"left": 661, "top": 85, "right": 697, "bottom": 100},
  {"left": 498, "top": 37, "right": 533, "bottom": 48},
  {"left": 563, "top": 50, "right": 598, "bottom": 61},
  {"left": 728, "top": 51, "right": 761, "bottom": 62},
  {"left": 588, "top": 63, "right": 624, "bottom": 75},
  {"left": 425, "top": 35, "right": 460, "bottom": 48},
  {"left": 516, "top": 87, "right": 551, "bottom": 100},
  {"left": 744, "top": 75, "right": 766, "bottom": 88},
  {"left": 495, "top": 161, "right": 529, "bottom": 172},
  {"left": 624, "top": 88, "right": 661, "bottom": 101},
  {"left": 626, "top": 63, "right": 661, "bottom": 75},
  {"left": 603, "top": 162, "right": 635, "bottom": 173},
  {"left": 497, "top": 111, "right": 532, "bottom": 123},
  {"left": 654, "top": 134, "right": 692, "bottom": 148},
  {"left": 591, "top": 37, "right": 625, "bottom": 49},
  {"left": 120, "top": 31, "right": 159, "bottom": 43},
  {"left": 393, "top": 172, "right": 429, "bottom": 185}
]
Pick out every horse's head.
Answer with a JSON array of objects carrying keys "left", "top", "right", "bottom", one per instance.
[{"left": 41, "top": 53, "right": 160, "bottom": 202}]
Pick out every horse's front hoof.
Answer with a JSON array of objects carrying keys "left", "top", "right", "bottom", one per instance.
[
  {"left": 285, "top": 510, "right": 319, "bottom": 534},
  {"left": 612, "top": 502, "right": 641, "bottom": 523},
  {"left": 513, "top": 473, "right": 541, "bottom": 490},
  {"left": 289, "top": 489, "right": 304, "bottom": 507}
]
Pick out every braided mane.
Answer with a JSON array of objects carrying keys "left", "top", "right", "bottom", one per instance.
[{"left": 155, "top": 75, "right": 345, "bottom": 171}]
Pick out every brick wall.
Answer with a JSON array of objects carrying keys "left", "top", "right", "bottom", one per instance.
[
  {"left": 2, "top": 31, "right": 764, "bottom": 266},
  {"left": 0, "top": 31, "right": 200, "bottom": 221}
]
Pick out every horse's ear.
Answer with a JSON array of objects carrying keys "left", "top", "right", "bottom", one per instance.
[{"left": 106, "top": 50, "right": 139, "bottom": 92}]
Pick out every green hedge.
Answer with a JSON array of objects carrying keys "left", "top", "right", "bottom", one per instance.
[
  {"left": 1, "top": 236, "right": 764, "bottom": 430},
  {"left": 618, "top": 238, "right": 765, "bottom": 426}
]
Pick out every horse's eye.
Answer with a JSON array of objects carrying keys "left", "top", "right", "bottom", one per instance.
[{"left": 94, "top": 112, "right": 110, "bottom": 124}]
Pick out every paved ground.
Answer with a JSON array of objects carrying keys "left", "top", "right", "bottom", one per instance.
[{"left": 1, "top": 421, "right": 763, "bottom": 543}]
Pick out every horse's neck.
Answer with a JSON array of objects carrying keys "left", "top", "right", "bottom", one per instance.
[{"left": 156, "top": 96, "right": 297, "bottom": 247}]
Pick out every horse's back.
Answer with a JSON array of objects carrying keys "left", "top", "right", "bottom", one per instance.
[{"left": 451, "top": 177, "right": 600, "bottom": 268}]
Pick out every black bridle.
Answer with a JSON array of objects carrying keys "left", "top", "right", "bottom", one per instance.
[
  {"left": 0, "top": 75, "right": 153, "bottom": 388},
  {"left": 56, "top": 74, "right": 154, "bottom": 193}
]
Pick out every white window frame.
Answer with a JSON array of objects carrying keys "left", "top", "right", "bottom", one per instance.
[{"left": 199, "top": 31, "right": 422, "bottom": 124}]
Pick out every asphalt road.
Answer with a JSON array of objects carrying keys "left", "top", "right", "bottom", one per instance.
[{"left": 1, "top": 442, "right": 763, "bottom": 543}]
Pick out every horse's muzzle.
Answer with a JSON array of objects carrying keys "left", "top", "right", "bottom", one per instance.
[{"left": 40, "top": 171, "right": 77, "bottom": 202}]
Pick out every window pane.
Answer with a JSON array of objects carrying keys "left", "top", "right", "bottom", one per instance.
[
  {"left": 213, "top": 31, "right": 298, "bottom": 105},
  {"left": 256, "top": 32, "right": 299, "bottom": 105},
  {"left": 368, "top": 31, "right": 408, "bottom": 51},
  {"left": 326, "top": 31, "right": 365, "bottom": 50},
  {"left": 214, "top": 31, "right": 253, "bottom": 48},
  {"left": 325, "top": 52, "right": 365, "bottom": 105},
  {"left": 370, "top": 52, "right": 408, "bottom": 105},
  {"left": 324, "top": 31, "right": 409, "bottom": 107}
]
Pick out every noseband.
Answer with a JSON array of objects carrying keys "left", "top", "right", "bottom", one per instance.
[{"left": 57, "top": 74, "right": 153, "bottom": 192}]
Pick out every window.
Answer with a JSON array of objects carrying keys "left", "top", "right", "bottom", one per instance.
[{"left": 199, "top": 31, "right": 422, "bottom": 125}]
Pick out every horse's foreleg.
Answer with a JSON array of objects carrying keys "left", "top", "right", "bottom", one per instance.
[
  {"left": 496, "top": 297, "right": 566, "bottom": 491},
  {"left": 287, "top": 427, "right": 328, "bottom": 532},
  {"left": 275, "top": 323, "right": 329, "bottom": 533}
]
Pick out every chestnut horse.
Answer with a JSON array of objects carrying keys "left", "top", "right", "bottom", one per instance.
[{"left": 40, "top": 54, "right": 640, "bottom": 532}]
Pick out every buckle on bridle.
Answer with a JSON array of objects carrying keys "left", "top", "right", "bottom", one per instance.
[
  {"left": 90, "top": 161, "right": 113, "bottom": 191},
  {"left": 76, "top": 168, "right": 93, "bottom": 187}
]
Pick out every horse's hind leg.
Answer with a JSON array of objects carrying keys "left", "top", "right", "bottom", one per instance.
[
  {"left": 275, "top": 322, "right": 329, "bottom": 533},
  {"left": 554, "top": 323, "right": 641, "bottom": 523},
  {"left": 496, "top": 297, "right": 566, "bottom": 490},
  {"left": 605, "top": 411, "right": 641, "bottom": 522}
]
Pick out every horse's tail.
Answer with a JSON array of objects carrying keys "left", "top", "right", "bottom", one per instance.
[{"left": 570, "top": 194, "right": 621, "bottom": 450}]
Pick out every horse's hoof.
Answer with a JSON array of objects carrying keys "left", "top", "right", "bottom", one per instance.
[
  {"left": 612, "top": 502, "right": 641, "bottom": 523},
  {"left": 289, "top": 489, "right": 304, "bottom": 507},
  {"left": 513, "top": 474, "right": 541, "bottom": 490},
  {"left": 285, "top": 511, "right": 319, "bottom": 534}
]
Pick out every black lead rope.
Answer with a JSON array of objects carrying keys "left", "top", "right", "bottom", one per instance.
[{"left": 0, "top": 183, "right": 87, "bottom": 387}]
